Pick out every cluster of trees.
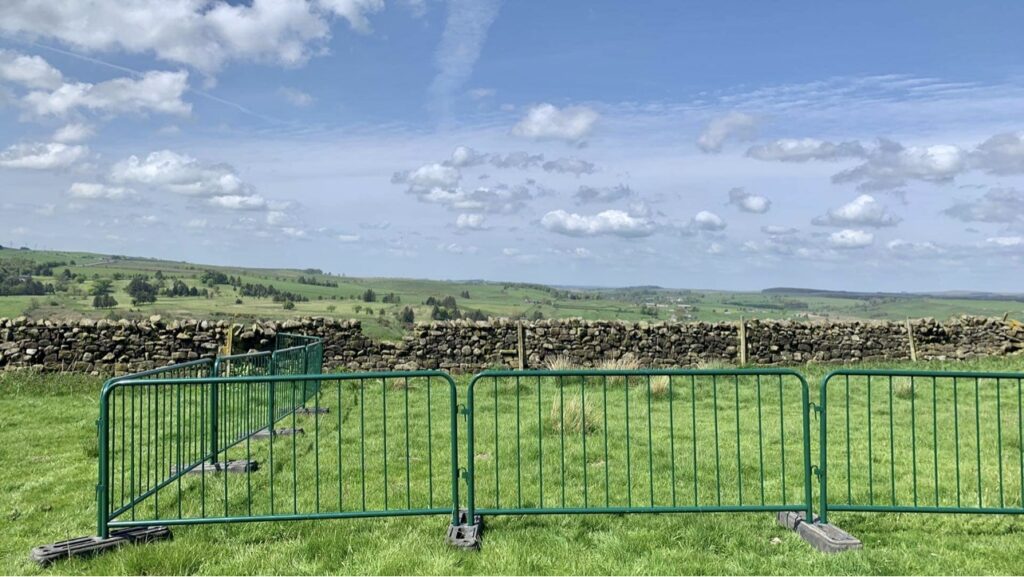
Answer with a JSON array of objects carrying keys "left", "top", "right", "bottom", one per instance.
[
  {"left": 126, "top": 277, "right": 158, "bottom": 305},
  {"left": 397, "top": 307, "right": 415, "bottom": 324},
  {"left": 162, "top": 279, "right": 209, "bottom": 298},
  {"left": 90, "top": 279, "right": 118, "bottom": 308},
  {"left": 430, "top": 306, "right": 487, "bottom": 321},
  {"left": 297, "top": 275, "right": 339, "bottom": 288},
  {"left": 424, "top": 295, "right": 457, "bottom": 308},
  {"left": 238, "top": 282, "right": 309, "bottom": 303},
  {"left": 199, "top": 270, "right": 241, "bottom": 287},
  {"left": 0, "top": 259, "right": 56, "bottom": 295}
]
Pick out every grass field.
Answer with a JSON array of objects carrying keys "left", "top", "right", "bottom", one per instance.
[
  {"left": 3, "top": 357, "right": 1024, "bottom": 575},
  {"left": 2, "top": 248, "right": 1023, "bottom": 342}
]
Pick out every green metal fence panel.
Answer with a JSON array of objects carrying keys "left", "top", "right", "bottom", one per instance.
[
  {"left": 819, "top": 369, "right": 1024, "bottom": 524},
  {"left": 465, "top": 369, "right": 813, "bottom": 521},
  {"left": 215, "top": 351, "right": 273, "bottom": 378},
  {"left": 96, "top": 359, "right": 217, "bottom": 537},
  {"left": 98, "top": 371, "right": 460, "bottom": 537},
  {"left": 276, "top": 332, "right": 321, "bottom": 351}
]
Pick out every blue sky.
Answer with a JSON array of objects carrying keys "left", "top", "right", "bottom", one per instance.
[{"left": 1, "top": 1, "right": 1023, "bottom": 291}]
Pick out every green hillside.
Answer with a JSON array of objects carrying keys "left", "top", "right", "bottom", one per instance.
[{"left": 0, "top": 247, "right": 1021, "bottom": 341}]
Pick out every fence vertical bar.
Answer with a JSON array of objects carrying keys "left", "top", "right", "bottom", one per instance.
[{"left": 209, "top": 360, "right": 219, "bottom": 464}]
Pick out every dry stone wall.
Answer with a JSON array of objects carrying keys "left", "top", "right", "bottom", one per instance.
[{"left": 0, "top": 315, "right": 1020, "bottom": 376}]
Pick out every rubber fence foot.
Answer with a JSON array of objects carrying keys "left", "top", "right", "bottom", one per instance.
[
  {"left": 296, "top": 407, "right": 329, "bottom": 415},
  {"left": 31, "top": 526, "right": 171, "bottom": 566},
  {"left": 446, "top": 509, "right": 483, "bottom": 550},
  {"left": 776, "top": 511, "right": 862, "bottom": 553},
  {"left": 171, "top": 459, "right": 259, "bottom": 475},
  {"left": 252, "top": 427, "right": 305, "bottom": 439}
]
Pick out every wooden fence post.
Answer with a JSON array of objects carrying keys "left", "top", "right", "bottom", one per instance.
[
  {"left": 738, "top": 317, "right": 748, "bottom": 365},
  {"left": 517, "top": 321, "right": 526, "bottom": 370},
  {"left": 905, "top": 318, "right": 918, "bottom": 362}
]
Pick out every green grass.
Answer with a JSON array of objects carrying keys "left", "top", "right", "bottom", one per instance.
[{"left": 3, "top": 357, "right": 1024, "bottom": 574}]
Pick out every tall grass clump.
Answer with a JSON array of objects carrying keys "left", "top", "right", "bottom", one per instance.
[
  {"left": 550, "top": 394, "right": 600, "bottom": 435},
  {"left": 596, "top": 356, "right": 640, "bottom": 371},
  {"left": 545, "top": 355, "right": 577, "bottom": 371}
]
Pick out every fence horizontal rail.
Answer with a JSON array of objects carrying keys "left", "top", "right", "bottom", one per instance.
[
  {"left": 98, "top": 371, "right": 460, "bottom": 536},
  {"left": 465, "top": 369, "right": 813, "bottom": 521},
  {"left": 820, "top": 369, "right": 1024, "bottom": 523}
]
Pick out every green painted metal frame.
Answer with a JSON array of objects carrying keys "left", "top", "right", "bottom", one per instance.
[
  {"left": 464, "top": 368, "right": 815, "bottom": 522},
  {"left": 95, "top": 357, "right": 1024, "bottom": 544},
  {"left": 97, "top": 369, "right": 460, "bottom": 537},
  {"left": 97, "top": 337, "right": 327, "bottom": 537},
  {"left": 818, "top": 369, "right": 1024, "bottom": 524}
]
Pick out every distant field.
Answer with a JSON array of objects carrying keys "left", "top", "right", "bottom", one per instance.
[{"left": 1, "top": 248, "right": 1022, "bottom": 341}]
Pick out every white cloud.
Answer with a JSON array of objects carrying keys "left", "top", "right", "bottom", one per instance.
[
  {"left": 430, "top": 183, "right": 532, "bottom": 214},
  {"left": 761, "top": 225, "right": 799, "bottom": 236},
  {"left": 0, "top": 0, "right": 383, "bottom": 76},
  {"left": 428, "top": 0, "right": 501, "bottom": 116},
  {"left": 542, "top": 157, "right": 596, "bottom": 176},
  {"left": 23, "top": 70, "right": 191, "bottom": 118},
  {"left": 185, "top": 218, "right": 208, "bottom": 229},
  {"left": 944, "top": 188, "right": 1024, "bottom": 224},
  {"left": 971, "top": 132, "right": 1024, "bottom": 175},
  {"left": 832, "top": 139, "right": 966, "bottom": 191},
  {"left": 574, "top": 184, "right": 634, "bottom": 204},
  {"left": 0, "top": 141, "right": 88, "bottom": 169},
  {"left": 318, "top": 0, "right": 385, "bottom": 32},
  {"left": 111, "top": 150, "right": 247, "bottom": 197},
  {"left": 887, "top": 239, "right": 943, "bottom": 257},
  {"left": 34, "top": 203, "right": 56, "bottom": 216},
  {"left": 0, "top": 49, "right": 62, "bottom": 89},
  {"left": 541, "top": 209, "right": 655, "bottom": 238},
  {"left": 697, "top": 111, "right": 758, "bottom": 153},
  {"left": 337, "top": 233, "right": 361, "bottom": 243},
  {"left": 448, "top": 146, "right": 488, "bottom": 168},
  {"left": 392, "top": 163, "right": 461, "bottom": 190},
  {"left": 512, "top": 103, "right": 599, "bottom": 143},
  {"left": 726, "top": 187, "right": 771, "bottom": 213},
  {"left": 281, "top": 227, "right": 308, "bottom": 239},
  {"left": 279, "top": 86, "right": 314, "bottom": 107},
  {"left": 813, "top": 194, "right": 901, "bottom": 228},
  {"left": 489, "top": 151, "right": 544, "bottom": 169},
  {"left": 456, "top": 213, "right": 487, "bottom": 230},
  {"left": 266, "top": 211, "right": 290, "bottom": 225},
  {"left": 986, "top": 236, "right": 1023, "bottom": 248},
  {"left": 208, "top": 194, "right": 268, "bottom": 211},
  {"left": 746, "top": 138, "right": 865, "bottom": 162},
  {"left": 439, "top": 242, "right": 477, "bottom": 254},
  {"left": 52, "top": 123, "right": 95, "bottom": 143},
  {"left": 68, "top": 182, "right": 136, "bottom": 200},
  {"left": 691, "top": 210, "right": 727, "bottom": 231},
  {"left": 468, "top": 87, "right": 495, "bottom": 100},
  {"left": 828, "top": 229, "right": 874, "bottom": 249}
]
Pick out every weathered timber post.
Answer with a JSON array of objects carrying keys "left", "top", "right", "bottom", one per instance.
[
  {"left": 905, "top": 318, "right": 918, "bottom": 362},
  {"left": 516, "top": 321, "right": 526, "bottom": 370},
  {"left": 738, "top": 316, "right": 748, "bottom": 365}
]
